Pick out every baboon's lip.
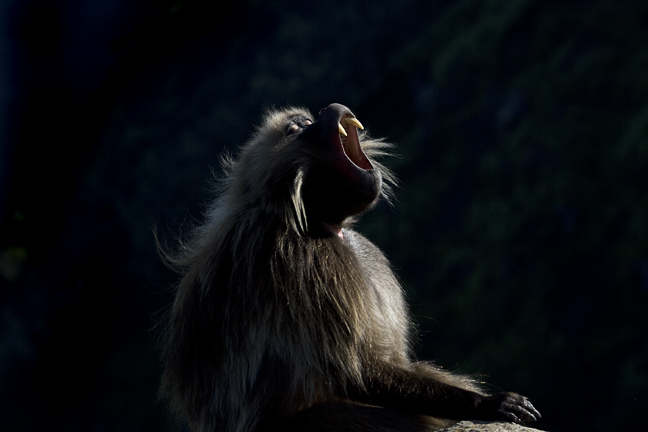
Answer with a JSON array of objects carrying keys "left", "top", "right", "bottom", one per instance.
[{"left": 337, "top": 114, "right": 373, "bottom": 170}]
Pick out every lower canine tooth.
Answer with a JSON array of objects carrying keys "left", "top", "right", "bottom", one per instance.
[{"left": 338, "top": 123, "right": 347, "bottom": 136}]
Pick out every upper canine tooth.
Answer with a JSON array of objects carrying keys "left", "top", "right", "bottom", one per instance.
[
  {"left": 345, "top": 117, "right": 364, "bottom": 130},
  {"left": 338, "top": 123, "right": 347, "bottom": 136}
]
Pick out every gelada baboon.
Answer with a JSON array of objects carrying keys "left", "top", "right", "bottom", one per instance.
[{"left": 160, "top": 103, "right": 541, "bottom": 432}]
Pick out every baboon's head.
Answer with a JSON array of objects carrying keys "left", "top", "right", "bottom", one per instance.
[{"left": 236, "top": 103, "right": 384, "bottom": 232}]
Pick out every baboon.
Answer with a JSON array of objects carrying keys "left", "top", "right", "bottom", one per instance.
[{"left": 160, "top": 103, "right": 541, "bottom": 432}]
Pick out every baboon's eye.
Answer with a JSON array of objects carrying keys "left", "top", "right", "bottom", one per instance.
[{"left": 286, "top": 116, "right": 313, "bottom": 135}]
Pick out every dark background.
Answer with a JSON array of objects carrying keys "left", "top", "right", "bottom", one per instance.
[{"left": 1, "top": 0, "right": 647, "bottom": 431}]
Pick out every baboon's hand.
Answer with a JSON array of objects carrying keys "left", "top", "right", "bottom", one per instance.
[{"left": 476, "top": 392, "right": 542, "bottom": 424}]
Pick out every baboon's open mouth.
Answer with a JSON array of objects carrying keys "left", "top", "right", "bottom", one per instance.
[{"left": 337, "top": 114, "right": 373, "bottom": 170}]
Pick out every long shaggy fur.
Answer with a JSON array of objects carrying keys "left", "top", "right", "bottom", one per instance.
[{"left": 159, "top": 106, "right": 527, "bottom": 432}]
